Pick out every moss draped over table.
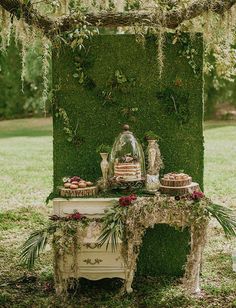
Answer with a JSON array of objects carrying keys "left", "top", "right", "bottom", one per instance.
[{"left": 52, "top": 194, "right": 210, "bottom": 294}]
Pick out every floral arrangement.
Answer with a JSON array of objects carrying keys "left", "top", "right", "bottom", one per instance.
[
  {"left": 97, "top": 191, "right": 236, "bottom": 250},
  {"left": 119, "top": 194, "right": 137, "bottom": 206},
  {"left": 20, "top": 191, "right": 236, "bottom": 270},
  {"left": 20, "top": 211, "right": 88, "bottom": 269}
]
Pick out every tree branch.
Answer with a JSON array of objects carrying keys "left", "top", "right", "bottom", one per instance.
[
  {"left": 0, "top": 0, "right": 236, "bottom": 37},
  {"left": 59, "top": 0, "right": 236, "bottom": 31},
  {"left": 0, "top": 0, "right": 55, "bottom": 36}
]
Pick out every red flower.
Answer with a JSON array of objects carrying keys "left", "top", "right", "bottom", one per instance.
[
  {"left": 191, "top": 191, "right": 205, "bottom": 201},
  {"left": 68, "top": 212, "right": 83, "bottom": 220},
  {"left": 119, "top": 194, "right": 137, "bottom": 207}
]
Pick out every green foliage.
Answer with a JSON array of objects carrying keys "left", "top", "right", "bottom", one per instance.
[
  {"left": 61, "top": 24, "right": 99, "bottom": 51},
  {"left": 97, "top": 203, "right": 126, "bottom": 251},
  {"left": 144, "top": 130, "right": 160, "bottom": 140},
  {"left": 55, "top": 107, "right": 83, "bottom": 146},
  {"left": 96, "top": 144, "right": 111, "bottom": 153},
  {"left": 0, "top": 38, "right": 51, "bottom": 119},
  {"left": 204, "top": 51, "right": 236, "bottom": 119},
  {"left": 207, "top": 203, "right": 236, "bottom": 238},
  {"left": 20, "top": 225, "right": 55, "bottom": 269},
  {"left": 156, "top": 87, "right": 190, "bottom": 124}
]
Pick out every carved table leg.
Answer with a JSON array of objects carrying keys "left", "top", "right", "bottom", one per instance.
[
  {"left": 55, "top": 281, "right": 66, "bottom": 296},
  {"left": 183, "top": 221, "right": 208, "bottom": 294},
  {"left": 125, "top": 270, "right": 134, "bottom": 293}
]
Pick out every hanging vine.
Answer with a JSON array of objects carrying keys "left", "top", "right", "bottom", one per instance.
[
  {"left": 0, "top": 0, "right": 236, "bottom": 108},
  {"left": 42, "top": 37, "right": 51, "bottom": 115}
]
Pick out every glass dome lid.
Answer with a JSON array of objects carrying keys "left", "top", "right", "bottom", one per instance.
[{"left": 109, "top": 124, "right": 145, "bottom": 183}]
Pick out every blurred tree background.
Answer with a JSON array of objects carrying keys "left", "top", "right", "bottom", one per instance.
[
  {"left": 0, "top": 38, "right": 51, "bottom": 119},
  {"left": 0, "top": 39, "right": 235, "bottom": 120}
]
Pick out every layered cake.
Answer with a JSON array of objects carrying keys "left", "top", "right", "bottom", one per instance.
[{"left": 114, "top": 162, "right": 142, "bottom": 182}]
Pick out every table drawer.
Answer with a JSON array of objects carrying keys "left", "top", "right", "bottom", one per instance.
[{"left": 58, "top": 251, "right": 124, "bottom": 272}]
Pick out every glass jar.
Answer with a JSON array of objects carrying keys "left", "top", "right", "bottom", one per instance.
[{"left": 109, "top": 125, "right": 145, "bottom": 187}]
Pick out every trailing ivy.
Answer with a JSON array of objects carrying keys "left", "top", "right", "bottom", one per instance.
[
  {"left": 55, "top": 107, "right": 84, "bottom": 147},
  {"left": 156, "top": 88, "right": 190, "bottom": 124}
]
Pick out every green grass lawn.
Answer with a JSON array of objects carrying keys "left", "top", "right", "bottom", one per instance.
[{"left": 0, "top": 118, "right": 236, "bottom": 308}]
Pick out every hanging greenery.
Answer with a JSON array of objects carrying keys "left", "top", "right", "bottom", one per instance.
[
  {"left": 20, "top": 192, "right": 236, "bottom": 270},
  {"left": 20, "top": 212, "right": 89, "bottom": 269},
  {"left": 0, "top": 0, "right": 236, "bottom": 114},
  {"left": 55, "top": 107, "right": 84, "bottom": 146}
]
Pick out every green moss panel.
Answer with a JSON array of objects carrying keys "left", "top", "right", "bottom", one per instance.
[{"left": 52, "top": 33, "right": 204, "bottom": 276}]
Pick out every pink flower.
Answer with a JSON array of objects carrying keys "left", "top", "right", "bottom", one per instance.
[
  {"left": 191, "top": 191, "right": 205, "bottom": 201},
  {"left": 119, "top": 194, "right": 137, "bottom": 207}
]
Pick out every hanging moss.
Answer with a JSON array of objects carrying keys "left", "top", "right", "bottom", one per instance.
[{"left": 52, "top": 32, "right": 204, "bottom": 276}]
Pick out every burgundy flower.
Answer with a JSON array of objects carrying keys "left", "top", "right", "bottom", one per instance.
[
  {"left": 191, "top": 191, "right": 205, "bottom": 201},
  {"left": 119, "top": 194, "right": 137, "bottom": 207},
  {"left": 68, "top": 212, "right": 83, "bottom": 220},
  {"left": 130, "top": 194, "right": 137, "bottom": 201}
]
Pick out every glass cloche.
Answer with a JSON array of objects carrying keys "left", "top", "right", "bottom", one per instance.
[{"left": 109, "top": 125, "right": 145, "bottom": 187}]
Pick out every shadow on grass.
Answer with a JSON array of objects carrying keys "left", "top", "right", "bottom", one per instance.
[
  {"left": 0, "top": 276, "right": 190, "bottom": 308},
  {"left": 0, "top": 129, "right": 52, "bottom": 138},
  {"left": 204, "top": 120, "right": 236, "bottom": 130}
]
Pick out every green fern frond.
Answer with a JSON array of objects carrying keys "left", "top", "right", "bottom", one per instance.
[
  {"left": 207, "top": 203, "right": 236, "bottom": 238},
  {"left": 97, "top": 206, "right": 125, "bottom": 251},
  {"left": 20, "top": 225, "right": 55, "bottom": 269}
]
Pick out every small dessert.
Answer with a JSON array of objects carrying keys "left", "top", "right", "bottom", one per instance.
[
  {"left": 78, "top": 182, "right": 87, "bottom": 188},
  {"left": 60, "top": 175, "right": 97, "bottom": 197},
  {"left": 71, "top": 181, "right": 79, "bottom": 185},
  {"left": 64, "top": 182, "right": 71, "bottom": 188},
  {"left": 70, "top": 184, "right": 78, "bottom": 189}
]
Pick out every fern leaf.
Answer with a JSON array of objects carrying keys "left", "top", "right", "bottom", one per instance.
[
  {"left": 20, "top": 225, "right": 54, "bottom": 269},
  {"left": 207, "top": 203, "right": 236, "bottom": 238}
]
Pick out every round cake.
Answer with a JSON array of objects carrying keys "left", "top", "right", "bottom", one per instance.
[
  {"left": 114, "top": 162, "right": 142, "bottom": 181},
  {"left": 160, "top": 173, "right": 192, "bottom": 187},
  {"left": 160, "top": 172, "right": 199, "bottom": 196}
]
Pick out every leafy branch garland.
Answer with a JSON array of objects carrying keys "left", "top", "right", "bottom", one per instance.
[
  {"left": 20, "top": 213, "right": 89, "bottom": 269},
  {"left": 98, "top": 192, "right": 236, "bottom": 250},
  {"left": 20, "top": 192, "right": 236, "bottom": 269}
]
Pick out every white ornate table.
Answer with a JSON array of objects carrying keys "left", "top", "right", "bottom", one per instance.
[
  {"left": 53, "top": 198, "right": 133, "bottom": 294},
  {"left": 53, "top": 197, "right": 208, "bottom": 295}
]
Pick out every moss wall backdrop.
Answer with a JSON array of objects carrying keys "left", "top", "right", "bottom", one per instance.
[{"left": 52, "top": 33, "right": 204, "bottom": 276}]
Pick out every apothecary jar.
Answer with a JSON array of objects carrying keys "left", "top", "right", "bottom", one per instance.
[{"left": 109, "top": 125, "right": 145, "bottom": 186}]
